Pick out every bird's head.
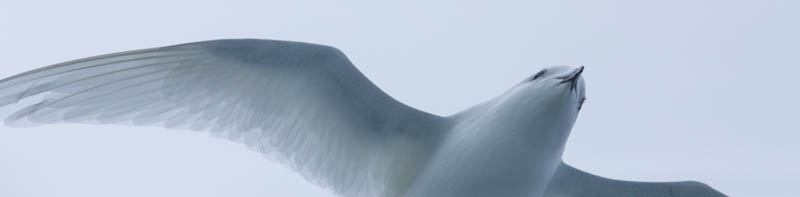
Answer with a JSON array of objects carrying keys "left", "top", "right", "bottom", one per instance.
[{"left": 493, "top": 65, "right": 586, "bottom": 128}]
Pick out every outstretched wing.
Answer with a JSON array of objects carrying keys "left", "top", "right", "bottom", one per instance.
[
  {"left": 0, "top": 39, "right": 444, "bottom": 197},
  {"left": 544, "top": 162, "right": 727, "bottom": 197}
]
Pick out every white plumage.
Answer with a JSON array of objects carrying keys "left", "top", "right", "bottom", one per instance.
[{"left": 0, "top": 39, "right": 726, "bottom": 197}]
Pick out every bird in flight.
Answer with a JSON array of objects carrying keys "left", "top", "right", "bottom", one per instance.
[{"left": 0, "top": 39, "right": 726, "bottom": 197}]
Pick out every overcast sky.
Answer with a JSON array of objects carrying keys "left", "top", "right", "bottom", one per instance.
[{"left": 1, "top": 0, "right": 798, "bottom": 196}]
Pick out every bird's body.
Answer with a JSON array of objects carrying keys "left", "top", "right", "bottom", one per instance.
[
  {"left": 0, "top": 39, "right": 726, "bottom": 197},
  {"left": 408, "top": 76, "right": 579, "bottom": 197}
]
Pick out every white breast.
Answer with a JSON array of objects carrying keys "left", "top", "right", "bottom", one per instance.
[{"left": 404, "top": 106, "right": 570, "bottom": 197}]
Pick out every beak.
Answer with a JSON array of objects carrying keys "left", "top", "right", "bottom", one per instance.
[
  {"left": 559, "top": 66, "right": 584, "bottom": 84},
  {"left": 559, "top": 66, "right": 584, "bottom": 91}
]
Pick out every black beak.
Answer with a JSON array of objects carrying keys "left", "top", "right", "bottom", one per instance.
[{"left": 559, "top": 66, "right": 584, "bottom": 91}]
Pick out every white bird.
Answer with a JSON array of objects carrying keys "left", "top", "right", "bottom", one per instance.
[{"left": 0, "top": 39, "right": 726, "bottom": 197}]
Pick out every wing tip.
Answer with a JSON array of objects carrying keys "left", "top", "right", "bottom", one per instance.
[{"left": 676, "top": 180, "right": 728, "bottom": 196}]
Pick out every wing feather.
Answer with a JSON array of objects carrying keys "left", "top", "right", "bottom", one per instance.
[
  {"left": 0, "top": 39, "right": 443, "bottom": 197},
  {"left": 544, "top": 162, "right": 727, "bottom": 197}
]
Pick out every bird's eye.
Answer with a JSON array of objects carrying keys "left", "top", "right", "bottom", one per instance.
[{"left": 530, "top": 70, "right": 547, "bottom": 81}]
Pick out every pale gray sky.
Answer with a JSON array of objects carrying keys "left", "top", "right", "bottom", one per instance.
[{"left": 1, "top": 0, "right": 798, "bottom": 196}]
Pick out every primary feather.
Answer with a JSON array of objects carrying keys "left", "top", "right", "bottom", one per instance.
[{"left": 0, "top": 39, "right": 444, "bottom": 197}]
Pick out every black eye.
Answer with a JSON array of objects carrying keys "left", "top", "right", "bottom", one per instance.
[{"left": 530, "top": 70, "right": 547, "bottom": 81}]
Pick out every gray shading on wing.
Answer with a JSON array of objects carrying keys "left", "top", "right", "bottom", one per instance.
[
  {"left": 0, "top": 39, "right": 444, "bottom": 197},
  {"left": 544, "top": 162, "right": 727, "bottom": 197}
]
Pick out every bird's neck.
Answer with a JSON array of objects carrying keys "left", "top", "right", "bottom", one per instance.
[
  {"left": 411, "top": 101, "right": 575, "bottom": 196},
  {"left": 449, "top": 98, "right": 576, "bottom": 155}
]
